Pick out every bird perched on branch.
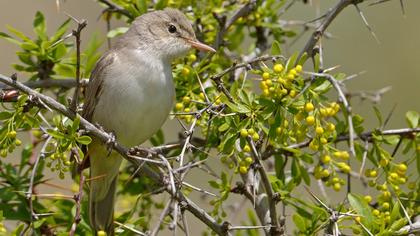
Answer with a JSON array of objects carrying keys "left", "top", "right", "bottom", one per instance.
[{"left": 82, "top": 8, "right": 215, "bottom": 235}]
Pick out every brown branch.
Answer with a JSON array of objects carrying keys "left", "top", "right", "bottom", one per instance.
[
  {"left": 66, "top": 15, "right": 87, "bottom": 112},
  {"left": 247, "top": 138, "right": 281, "bottom": 236},
  {"left": 214, "top": 0, "right": 257, "bottom": 49},
  {"left": 299, "top": 0, "right": 358, "bottom": 59},
  {"left": 97, "top": 0, "right": 131, "bottom": 18}
]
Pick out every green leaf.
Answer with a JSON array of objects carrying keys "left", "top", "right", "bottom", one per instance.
[
  {"left": 271, "top": 40, "right": 282, "bottom": 55},
  {"left": 46, "top": 129, "right": 65, "bottom": 139},
  {"left": 136, "top": 0, "right": 148, "bottom": 14},
  {"left": 0, "top": 32, "right": 21, "bottom": 45},
  {"left": 33, "top": 11, "right": 46, "bottom": 38},
  {"left": 0, "top": 111, "right": 12, "bottom": 120},
  {"left": 348, "top": 193, "right": 374, "bottom": 229},
  {"left": 76, "top": 136, "right": 92, "bottom": 145},
  {"left": 6, "top": 25, "right": 31, "bottom": 41},
  {"left": 292, "top": 214, "right": 307, "bottom": 231},
  {"left": 208, "top": 180, "right": 219, "bottom": 189},
  {"left": 155, "top": 0, "right": 168, "bottom": 10},
  {"left": 218, "top": 123, "right": 230, "bottom": 132},
  {"left": 297, "top": 52, "right": 308, "bottom": 66},
  {"left": 21, "top": 42, "right": 38, "bottom": 50},
  {"left": 390, "top": 200, "right": 400, "bottom": 222},
  {"left": 51, "top": 18, "right": 71, "bottom": 42},
  {"left": 405, "top": 111, "right": 419, "bottom": 128},
  {"left": 373, "top": 106, "right": 383, "bottom": 127},
  {"left": 107, "top": 27, "right": 129, "bottom": 38}
]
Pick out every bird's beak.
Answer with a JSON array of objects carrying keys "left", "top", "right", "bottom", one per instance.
[{"left": 184, "top": 38, "right": 216, "bottom": 53}]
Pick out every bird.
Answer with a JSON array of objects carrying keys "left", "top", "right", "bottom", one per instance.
[{"left": 82, "top": 8, "right": 215, "bottom": 235}]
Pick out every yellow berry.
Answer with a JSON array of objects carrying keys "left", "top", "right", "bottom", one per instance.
[
  {"left": 309, "top": 141, "right": 319, "bottom": 151},
  {"left": 326, "top": 123, "right": 335, "bottom": 132},
  {"left": 289, "top": 69, "right": 297, "bottom": 76},
  {"left": 7, "top": 131, "right": 17, "bottom": 139},
  {"left": 372, "top": 209, "right": 380, "bottom": 216},
  {"left": 341, "top": 151, "right": 350, "bottom": 160},
  {"left": 389, "top": 172, "right": 398, "bottom": 180},
  {"left": 369, "top": 170, "right": 378, "bottom": 178},
  {"left": 320, "top": 137, "right": 328, "bottom": 145},
  {"left": 397, "top": 163, "right": 407, "bottom": 173},
  {"left": 332, "top": 177, "right": 340, "bottom": 183},
  {"left": 289, "top": 90, "right": 297, "bottom": 98},
  {"left": 182, "top": 96, "right": 191, "bottom": 104},
  {"left": 175, "top": 103, "right": 183, "bottom": 111},
  {"left": 188, "top": 54, "right": 197, "bottom": 62},
  {"left": 295, "top": 65, "right": 303, "bottom": 73},
  {"left": 398, "top": 177, "right": 406, "bottom": 184},
  {"left": 364, "top": 195, "right": 372, "bottom": 203},
  {"left": 199, "top": 92, "right": 205, "bottom": 100},
  {"left": 326, "top": 108, "right": 335, "bottom": 116},
  {"left": 265, "top": 79, "right": 272, "bottom": 86},
  {"left": 240, "top": 129, "right": 248, "bottom": 138},
  {"left": 0, "top": 150, "right": 7, "bottom": 158},
  {"left": 321, "top": 169, "right": 330, "bottom": 178},
  {"left": 306, "top": 116, "right": 315, "bottom": 126},
  {"left": 184, "top": 108, "right": 191, "bottom": 113},
  {"left": 97, "top": 231, "right": 107, "bottom": 236},
  {"left": 286, "top": 73, "right": 295, "bottom": 80},
  {"left": 382, "top": 202, "right": 390, "bottom": 210},
  {"left": 273, "top": 64, "right": 284, "bottom": 73},
  {"left": 276, "top": 127, "right": 282, "bottom": 135},
  {"left": 245, "top": 157, "right": 253, "bottom": 165},
  {"left": 263, "top": 89, "right": 270, "bottom": 96},
  {"left": 382, "top": 191, "right": 391, "bottom": 200},
  {"left": 15, "top": 139, "right": 22, "bottom": 146},
  {"left": 304, "top": 102, "right": 315, "bottom": 112},
  {"left": 380, "top": 158, "right": 389, "bottom": 167},
  {"left": 333, "top": 183, "right": 341, "bottom": 191},
  {"left": 247, "top": 128, "right": 255, "bottom": 135},
  {"left": 315, "top": 127, "right": 324, "bottom": 135},
  {"left": 239, "top": 166, "right": 248, "bottom": 174},
  {"left": 355, "top": 216, "right": 361, "bottom": 223},
  {"left": 321, "top": 155, "right": 331, "bottom": 164},
  {"left": 252, "top": 133, "right": 260, "bottom": 141},
  {"left": 243, "top": 145, "right": 251, "bottom": 153},
  {"left": 262, "top": 72, "right": 270, "bottom": 80},
  {"left": 181, "top": 67, "right": 190, "bottom": 76},
  {"left": 333, "top": 151, "right": 342, "bottom": 158}
]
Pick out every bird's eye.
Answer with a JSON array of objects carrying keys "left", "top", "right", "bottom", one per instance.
[{"left": 168, "top": 24, "right": 177, "bottom": 33}]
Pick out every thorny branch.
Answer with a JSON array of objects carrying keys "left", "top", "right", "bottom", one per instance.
[{"left": 0, "top": 73, "right": 227, "bottom": 235}]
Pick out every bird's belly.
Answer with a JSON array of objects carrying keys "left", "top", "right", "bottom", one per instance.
[{"left": 92, "top": 70, "right": 174, "bottom": 147}]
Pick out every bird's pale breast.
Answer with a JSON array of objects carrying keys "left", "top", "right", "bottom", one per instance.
[{"left": 92, "top": 49, "right": 174, "bottom": 147}]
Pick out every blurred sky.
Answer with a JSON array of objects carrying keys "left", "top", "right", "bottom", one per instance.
[{"left": 0, "top": 1, "right": 419, "bottom": 233}]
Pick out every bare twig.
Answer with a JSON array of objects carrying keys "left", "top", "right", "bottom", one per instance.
[
  {"left": 247, "top": 138, "right": 281, "bottom": 235},
  {"left": 66, "top": 15, "right": 87, "bottom": 112}
]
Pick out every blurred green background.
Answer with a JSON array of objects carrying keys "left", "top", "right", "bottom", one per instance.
[{"left": 0, "top": 0, "right": 419, "bottom": 234}]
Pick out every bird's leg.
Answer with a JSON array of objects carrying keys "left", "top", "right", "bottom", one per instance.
[{"left": 105, "top": 131, "right": 116, "bottom": 156}]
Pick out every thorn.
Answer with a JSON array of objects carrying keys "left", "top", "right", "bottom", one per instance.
[{"left": 354, "top": 4, "right": 380, "bottom": 44}]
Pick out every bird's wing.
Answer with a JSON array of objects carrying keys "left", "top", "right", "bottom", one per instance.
[
  {"left": 82, "top": 50, "right": 116, "bottom": 122},
  {"left": 79, "top": 50, "right": 116, "bottom": 171}
]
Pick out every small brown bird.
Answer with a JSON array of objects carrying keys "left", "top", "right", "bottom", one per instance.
[{"left": 83, "top": 8, "right": 215, "bottom": 234}]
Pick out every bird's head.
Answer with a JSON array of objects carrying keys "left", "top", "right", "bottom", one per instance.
[{"left": 121, "top": 8, "right": 215, "bottom": 60}]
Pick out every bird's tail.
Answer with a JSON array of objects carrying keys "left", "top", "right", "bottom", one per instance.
[
  {"left": 88, "top": 142, "right": 122, "bottom": 236},
  {"left": 89, "top": 176, "right": 117, "bottom": 235}
]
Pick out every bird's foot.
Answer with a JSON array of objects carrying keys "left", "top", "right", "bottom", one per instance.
[{"left": 105, "top": 131, "right": 116, "bottom": 155}]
